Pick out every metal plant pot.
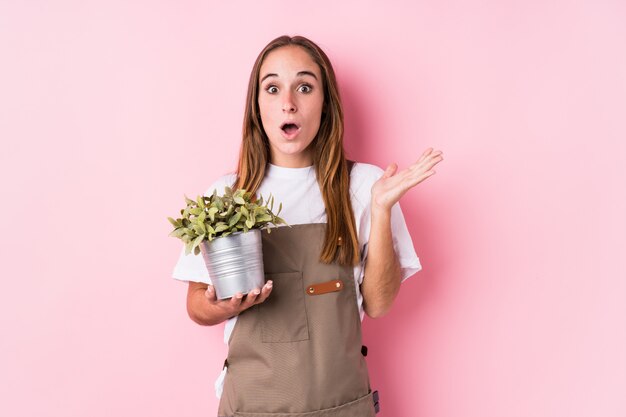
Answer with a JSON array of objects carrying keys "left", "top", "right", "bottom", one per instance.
[{"left": 199, "top": 229, "right": 265, "bottom": 300}]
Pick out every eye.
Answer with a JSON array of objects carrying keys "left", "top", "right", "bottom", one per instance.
[
  {"left": 298, "top": 84, "right": 313, "bottom": 93},
  {"left": 266, "top": 85, "right": 279, "bottom": 94}
]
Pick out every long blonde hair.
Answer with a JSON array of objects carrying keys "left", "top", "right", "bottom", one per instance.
[{"left": 233, "top": 35, "right": 359, "bottom": 266}]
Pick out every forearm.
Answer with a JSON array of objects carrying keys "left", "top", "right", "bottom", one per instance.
[
  {"left": 187, "top": 284, "right": 232, "bottom": 326},
  {"left": 361, "top": 206, "right": 402, "bottom": 318}
]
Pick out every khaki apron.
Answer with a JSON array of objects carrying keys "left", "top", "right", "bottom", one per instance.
[{"left": 217, "top": 222, "right": 379, "bottom": 417}]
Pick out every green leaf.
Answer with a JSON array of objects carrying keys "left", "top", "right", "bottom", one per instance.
[
  {"left": 167, "top": 217, "right": 181, "bottom": 227},
  {"left": 169, "top": 228, "right": 186, "bottom": 238},
  {"left": 215, "top": 196, "right": 224, "bottom": 211},
  {"left": 195, "top": 222, "right": 207, "bottom": 234},
  {"left": 220, "top": 204, "right": 234, "bottom": 217},
  {"left": 191, "top": 234, "right": 205, "bottom": 251},
  {"left": 245, "top": 217, "right": 254, "bottom": 228},
  {"left": 256, "top": 214, "right": 272, "bottom": 222},
  {"left": 208, "top": 207, "right": 219, "bottom": 222},
  {"left": 208, "top": 206, "right": 219, "bottom": 221},
  {"left": 186, "top": 228, "right": 197, "bottom": 237},
  {"left": 228, "top": 211, "right": 242, "bottom": 227},
  {"left": 185, "top": 243, "right": 192, "bottom": 255},
  {"left": 214, "top": 222, "right": 229, "bottom": 233}
]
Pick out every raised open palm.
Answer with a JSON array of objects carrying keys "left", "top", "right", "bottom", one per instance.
[{"left": 371, "top": 147, "right": 444, "bottom": 211}]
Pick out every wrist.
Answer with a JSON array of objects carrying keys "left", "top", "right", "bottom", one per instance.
[{"left": 370, "top": 202, "right": 392, "bottom": 221}]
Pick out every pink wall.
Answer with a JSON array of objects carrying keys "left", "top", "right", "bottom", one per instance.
[{"left": 1, "top": 1, "right": 625, "bottom": 416}]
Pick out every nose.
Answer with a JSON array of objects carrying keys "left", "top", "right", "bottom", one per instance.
[{"left": 282, "top": 92, "right": 297, "bottom": 113}]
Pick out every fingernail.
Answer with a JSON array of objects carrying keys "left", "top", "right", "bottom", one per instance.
[
  {"left": 266, "top": 280, "right": 273, "bottom": 287},
  {"left": 252, "top": 289, "right": 260, "bottom": 295}
]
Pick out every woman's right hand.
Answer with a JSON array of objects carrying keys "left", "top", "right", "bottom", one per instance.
[
  {"left": 186, "top": 280, "right": 273, "bottom": 326},
  {"left": 205, "top": 280, "right": 273, "bottom": 318}
]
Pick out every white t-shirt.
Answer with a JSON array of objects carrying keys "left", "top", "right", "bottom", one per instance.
[{"left": 171, "top": 161, "right": 422, "bottom": 398}]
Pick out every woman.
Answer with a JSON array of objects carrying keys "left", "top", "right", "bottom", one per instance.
[{"left": 172, "top": 35, "right": 443, "bottom": 416}]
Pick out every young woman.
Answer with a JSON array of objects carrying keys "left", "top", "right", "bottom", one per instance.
[{"left": 172, "top": 35, "right": 443, "bottom": 417}]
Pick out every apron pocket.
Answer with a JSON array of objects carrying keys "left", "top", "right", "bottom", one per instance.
[
  {"left": 259, "top": 271, "right": 310, "bottom": 343},
  {"left": 233, "top": 390, "right": 375, "bottom": 417}
]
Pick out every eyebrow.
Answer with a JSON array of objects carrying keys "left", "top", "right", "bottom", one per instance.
[{"left": 260, "top": 71, "right": 318, "bottom": 83}]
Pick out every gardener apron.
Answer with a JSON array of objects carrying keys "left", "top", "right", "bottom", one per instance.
[{"left": 217, "top": 222, "right": 379, "bottom": 417}]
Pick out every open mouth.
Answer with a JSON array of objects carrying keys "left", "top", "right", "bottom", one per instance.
[{"left": 280, "top": 122, "right": 301, "bottom": 135}]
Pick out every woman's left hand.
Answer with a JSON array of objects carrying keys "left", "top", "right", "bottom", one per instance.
[{"left": 371, "top": 147, "right": 444, "bottom": 212}]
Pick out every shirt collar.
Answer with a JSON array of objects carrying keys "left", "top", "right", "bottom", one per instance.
[{"left": 266, "top": 163, "right": 315, "bottom": 179}]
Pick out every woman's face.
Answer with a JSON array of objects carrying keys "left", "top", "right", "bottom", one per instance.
[{"left": 258, "top": 45, "right": 324, "bottom": 167}]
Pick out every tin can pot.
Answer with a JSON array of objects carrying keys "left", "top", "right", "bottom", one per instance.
[{"left": 199, "top": 229, "right": 265, "bottom": 300}]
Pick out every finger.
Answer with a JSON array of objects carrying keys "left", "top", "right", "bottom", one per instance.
[
  {"left": 409, "top": 170, "right": 437, "bottom": 187},
  {"left": 416, "top": 147, "right": 434, "bottom": 164},
  {"left": 229, "top": 292, "right": 244, "bottom": 308},
  {"left": 418, "top": 155, "right": 443, "bottom": 172},
  {"left": 382, "top": 163, "right": 398, "bottom": 179},
  {"left": 416, "top": 149, "right": 444, "bottom": 168},
  {"left": 427, "top": 152, "right": 444, "bottom": 162},
  {"left": 255, "top": 280, "right": 274, "bottom": 304},
  {"left": 415, "top": 150, "right": 443, "bottom": 166},
  {"left": 205, "top": 285, "right": 218, "bottom": 303},
  {"left": 242, "top": 288, "right": 261, "bottom": 307},
  {"left": 410, "top": 154, "right": 443, "bottom": 176}
]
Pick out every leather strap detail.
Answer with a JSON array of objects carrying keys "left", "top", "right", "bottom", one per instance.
[{"left": 306, "top": 279, "right": 344, "bottom": 295}]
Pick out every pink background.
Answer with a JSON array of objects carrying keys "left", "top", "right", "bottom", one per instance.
[{"left": 1, "top": 1, "right": 625, "bottom": 416}]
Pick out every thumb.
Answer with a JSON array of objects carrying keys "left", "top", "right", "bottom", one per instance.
[{"left": 382, "top": 163, "right": 398, "bottom": 179}]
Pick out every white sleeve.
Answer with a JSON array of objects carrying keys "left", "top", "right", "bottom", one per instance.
[
  {"left": 390, "top": 201, "right": 423, "bottom": 282},
  {"left": 171, "top": 246, "right": 211, "bottom": 284},
  {"left": 170, "top": 174, "right": 236, "bottom": 284}
]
